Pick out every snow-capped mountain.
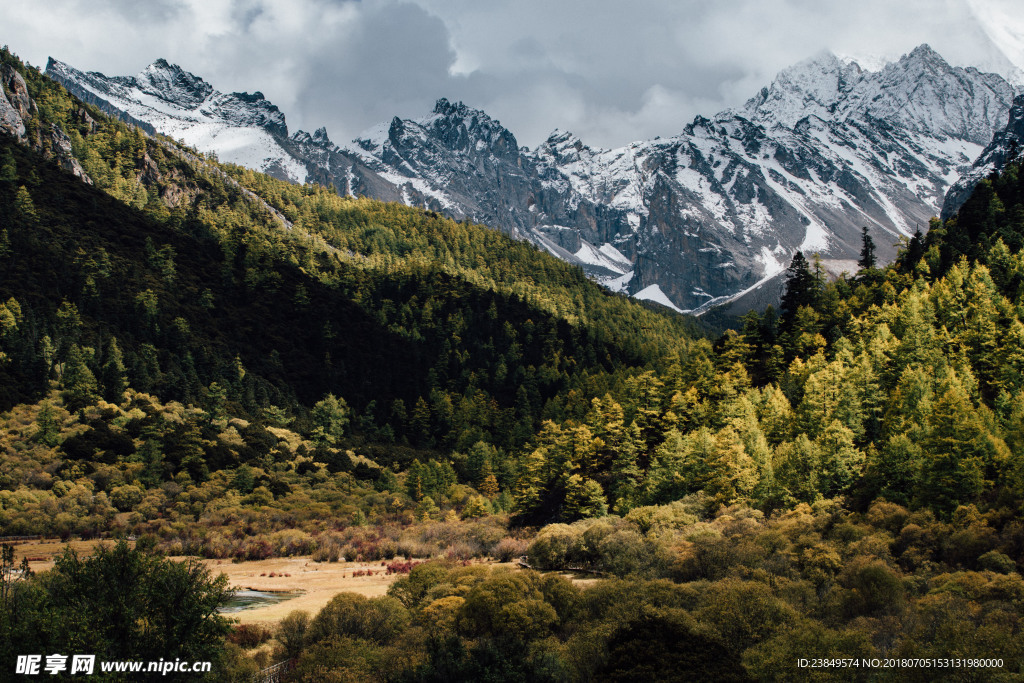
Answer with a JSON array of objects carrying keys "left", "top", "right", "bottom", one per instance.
[
  {"left": 342, "top": 99, "right": 636, "bottom": 278},
  {"left": 942, "top": 93, "right": 1024, "bottom": 219},
  {"left": 531, "top": 45, "right": 1015, "bottom": 311},
  {"left": 45, "top": 45, "right": 1018, "bottom": 314},
  {"left": 46, "top": 57, "right": 309, "bottom": 182}
]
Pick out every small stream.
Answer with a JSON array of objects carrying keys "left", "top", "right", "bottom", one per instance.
[{"left": 219, "top": 589, "right": 304, "bottom": 613}]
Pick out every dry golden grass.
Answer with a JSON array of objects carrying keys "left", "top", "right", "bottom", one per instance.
[
  {"left": 202, "top": 557, "right": 506, "bottom": 625},
  {"left": 9, "top": 538, "right": 130, "bottom": 572},
  {"left": 9, "top": 540, "right": 601, "bottom": 627}
]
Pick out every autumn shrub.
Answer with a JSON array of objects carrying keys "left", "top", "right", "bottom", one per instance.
[
  {"left": 527, "top": 524, "right": 584, "bottom": 569},
  {"left": 492, "top": 536, "right": 530, "bottom": 562},
  {"left": 396, "top": 539, "right": 435, "bottom": 559},
  {"left": 313, "top": 531, "right": 344, "bottom": 563},
  {"left": 311, "top": 545, "right": 337, "bottom": 563},
  {"left": 598, "top": 529, "right": 653, "bottom": 577},
  {"left": 377, "top": 538, "right": 398, "bottom": 560},
  {"left": 978, "top": 550, "right": 1016, "bottom": 574},
  {"left": 270, "top": 529, "right": 316, "bottom": 556},
  {"left": 194, "top": 532, "right": 231, "bottom": 558},
  {"left": 386, "top": 560, "right": 422, "bottom": 575},
  {"left": 275, "top": 610, "right": 310, "bottom": 660},
  {"left": 307, "top": 593, "right": 411, "bottom": 645},
  {"left": 444, "top": 540, "right": 479, "bottom": 561},
  {"left": 235, "top": 537, "right": 274, "bottom": 561},
  {"left": 227, "top": 623, "right": 272, "bottom": 649}
]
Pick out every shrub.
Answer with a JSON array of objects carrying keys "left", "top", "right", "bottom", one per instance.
[
  {"left": 227, "top": 623, "right": 272, "bottom": 649},
  {"left": 276, "top": 610, "right": 310, "bottom": 660},
  {"left": 492, "top": 537, "right": 530, "bottom": 563},
  {"left": 978, "top": 550, "right": 1017, "bottom": 574},
  {"left": 311, "top": 545, "right": 338, "bottom": 563},
  {"left": 527, "top": 524, "right": 583, "bottom": 569},
  {"left": 308, "top": 593, "right": 411, "bottom": 645}
]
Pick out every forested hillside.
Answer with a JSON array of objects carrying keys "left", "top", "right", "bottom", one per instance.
[
  {"left": 4, "top": 44, "right": 1024, "bottom": 681},
  {"left": 0, "top": 46, "right": 696, "bottom": 457}
]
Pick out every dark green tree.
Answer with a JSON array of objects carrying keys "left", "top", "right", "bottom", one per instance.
[
  {"left": 779, "top": 251, "right": 818, "bottom": 323},
  {"left": 100, "top": 337, "right": 128, "bottom": 403},
  {"left": 858, "top": 226, "right": 877, "bottom": 270},
  {"left": 60, "top": 344, "right": 98, "bottom": 411},
  {"left": 2, "top": 542, "right": 230, "bottom": 666}
]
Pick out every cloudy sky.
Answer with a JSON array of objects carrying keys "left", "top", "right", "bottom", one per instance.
[{"left": 2, "top": 0, "right": 1023, "bottom": 149}]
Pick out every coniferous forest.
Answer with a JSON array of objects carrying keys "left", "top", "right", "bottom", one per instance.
[{"left": 3, "top": 46, "right": 1024, "bottom": 681}]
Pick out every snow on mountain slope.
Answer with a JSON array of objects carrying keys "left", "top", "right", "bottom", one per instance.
[
  {"left": 942, "top": 92, "right": 1024, "bottom": 219},
  {"left": 45, "top": 46, "right": 1018, "bottom": 315},
  {"left": 530, "top": 45, "right": 1015, "bottom": 310},
  {"left": 46, "top": 57, "right": 307, "bottom": 184}
]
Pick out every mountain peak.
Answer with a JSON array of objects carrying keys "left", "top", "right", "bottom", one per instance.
[
  {"left": 542, "top": 129, "right": 583, "bottom": 147},
  {"left": 858, "top": 44, "right": 1015, "bottom": 144},
  {"left": 312, "top": 126, "right": 332, "bottom": 145},
  {"left": 906, "top": 43, "right": 943, "bottom": 62},
  {"left": 433, "top": 97, "right": 469, "bottom": 117},
  {"left": 137, "top": 59, "right": 212, "bottom": 107},
  {"left": 743, "top": 49, "right": 863, "bottom": 127},
  {"left": 430, "top": 98, "right": 498, "bottom": 127}
]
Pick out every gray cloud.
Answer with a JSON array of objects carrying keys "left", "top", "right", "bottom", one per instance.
[{"left": 1, "top": 0, "right": 1020, "bottom": 149}]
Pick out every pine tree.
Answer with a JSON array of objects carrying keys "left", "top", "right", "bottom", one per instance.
[
  {"left": 858, "top": 226, "right": 877, "bottom": 270},
  {"left": 100, "top": 338, "right": 129, "bottom": 403},
  {"left": 13, "top": 186, "right": 37, "bottom": 226},
  {"left": 774, "top": 434, "right": 821, "bottom": 504},
  {"left": 780, "top": 251, "right": 818, "bottom": 325},
  {"left": 815, "top": 420, "right": 865, "bottom": 497},
  {"left": 903, "top": 227, "right": 925, "bottom": 270},
  {"left": 563, "top": 474, "right": 608, "bottom": 519},
  {"left": 479, "top": 469, "right": 500, "bottom": 499},
  {"left": 33, "top": 400, "right": 61, "bottom": 447},
  {"left": 0, "top": 148, "right": 16, "bottom": 182},
  {"left": 406, "top": 460, "right": 425, "bottom": 502},
  {"left": 61, "top": 344, "right": 98, "bottom": 411},
  {"left": 917, "top": 378, "right": 987, "bottom": 514},
  {"left": 310, "top": 393, "right": 350, "bottom": 447}
]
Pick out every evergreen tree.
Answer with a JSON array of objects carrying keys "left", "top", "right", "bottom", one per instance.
[
  {"left": 13, "top": 186, "right": 37, "bottom": 227},
  {"left": 903, "top": 227, "right": 925, "bottom": 270},
  {"left": 858, "top": 226, "right": 877, "bottom": 270},
  {"left": 310, "top": 393, "right": 350, "bottom": 447},
  {"left": 61, "top": 344, "right": 98, "bottom": 411},
  {"left": 563, "top": 474, "right": 608, "bottom": 519},
  {"left": 100, "top": 337, "right": 128, "bottom": 403},
  {"left": 33, "top": 400, "right": 61, "bottom": 447},
  {"left": 779, "top": 251, "right": 818, "bottom": 324},
  {"left": 0, "top": 147, "right": 15, "bottom": 182}
]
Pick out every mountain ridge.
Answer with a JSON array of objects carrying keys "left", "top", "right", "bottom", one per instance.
[{"left": 44, "top": 45, "right": 1018, "bottom": 314}]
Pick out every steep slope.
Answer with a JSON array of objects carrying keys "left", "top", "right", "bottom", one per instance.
[
  {"left": 3, "top": 46, "right": 697, "bottom": 455},
  {"left": 535, "top": 46, "right": 1015, "bottom": 312},
  {"left": 44, "top": 57, "right": 406, "bottom": 203},
  {"left": 45, "top": 46, "right": 1017, "bottom": 314},
  {"left": 942, "top": 93, "right": 1024, "bottom": 219},
  {"left": 344, "top": 98, "right": 636, "bottom": 280}
]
